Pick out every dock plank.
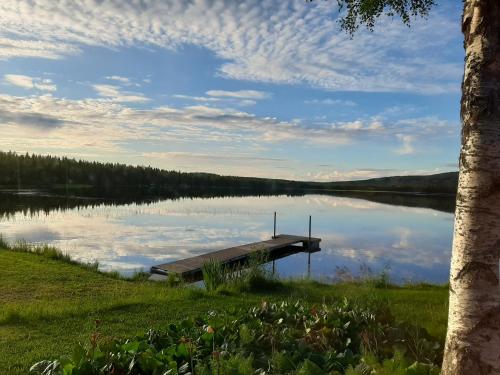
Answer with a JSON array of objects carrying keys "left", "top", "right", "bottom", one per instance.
[{"left": 151, "top": 234, "right": 321, "bottom": 281}]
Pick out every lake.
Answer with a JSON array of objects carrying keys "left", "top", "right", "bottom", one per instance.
[{"left": 0, "top": 192, "right": 455, "bottom": 283}]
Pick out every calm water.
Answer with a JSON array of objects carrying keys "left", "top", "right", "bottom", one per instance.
[{"left": 0, "top": 193, "right": 454, "bottom": 283}]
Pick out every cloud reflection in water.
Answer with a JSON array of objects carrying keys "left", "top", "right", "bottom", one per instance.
[{"left": 0, "top": 195, "right": 453, "bottom": 282}]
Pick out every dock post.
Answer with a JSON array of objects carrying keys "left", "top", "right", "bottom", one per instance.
[
  {"left": 273, "top": 211, "right": 277, "bottom": 238},
  {"left": 272, "top": 260, "right": 275, "bottom": 274},
  {"left": 16, "top": 158, "right": 21, "bottom": 191},
  {"left": 307, "top": 215, "right": 312, "bottom": 277},
  {"left": 308, "top": 215, "right": 311, "bottom": 250}
]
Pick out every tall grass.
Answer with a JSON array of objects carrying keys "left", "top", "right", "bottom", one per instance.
[
  {"left": 164, "top": 272, "right": 184, "bottom": 287},
  {"left": 0, "top": 234, "right": 9, "bottom": 249},
  {"left": 0, "top": 235, "right": 99, "bottom": 271},
  {"left": 0, "top": 236, "right": 160, "bottom": 281},
  {"left": 334, "top": 262, "right": 393, "bottom": 288},
  {"left": 201, "top": 259, "right": 228, "bottom": 292},
  {"left": 201, "top": 250, "right": 278, "bottom": 292}
]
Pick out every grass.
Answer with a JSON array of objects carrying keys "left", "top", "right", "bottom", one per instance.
[{"left": 0, "top": 245, "right": 449, "bottom": 374}]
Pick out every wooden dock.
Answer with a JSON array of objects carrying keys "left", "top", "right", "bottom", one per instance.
[{"left": 150, "top": 234, "right": 321, "bottom": 282}]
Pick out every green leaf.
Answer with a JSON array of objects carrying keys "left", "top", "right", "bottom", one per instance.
[
  {"left": 122, "top": 340, "right": 141, "bottom": 354},
  {"left": 296, "top": 359, "right": 327, "bottom": 375},
  {"left": 176, "top": 343, "right": 189, "bottom": 359},
  {"left": 62, "top": 363, "right": 76, "bottom": 375}
]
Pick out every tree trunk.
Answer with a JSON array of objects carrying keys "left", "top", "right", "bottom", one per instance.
[{"left": 442, "top": 0, "right": 500, "bottom": 373}]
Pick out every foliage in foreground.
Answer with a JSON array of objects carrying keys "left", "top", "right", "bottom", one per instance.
[{"left": 30, "top": 299, "right": 441, "bottom": 374}]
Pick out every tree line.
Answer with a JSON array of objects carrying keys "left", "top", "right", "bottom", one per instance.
[
  {"left": 0, "top": 151, "right": 317, "bottom": 197},
  {"left": 0, "top": 151, "right": 459, "bottom": 198}
]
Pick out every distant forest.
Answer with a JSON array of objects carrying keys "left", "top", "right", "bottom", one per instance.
[
  {"left": 0, "top": 151, "right": 318, "bottom": 197},
  {"left": 0, "top": 151, "right": 458, "bottom": 198},
  {"left": 326, "top": 172, "right": 459, "bottom": 194}
]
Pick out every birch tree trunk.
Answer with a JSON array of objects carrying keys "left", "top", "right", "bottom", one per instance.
[{"left": 442, "top": 1, "right": 500, "bottom": 373}]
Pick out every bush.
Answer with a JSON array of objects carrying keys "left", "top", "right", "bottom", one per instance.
[{"left": 30, "top": 299, "right": 441, "bottom": 374}]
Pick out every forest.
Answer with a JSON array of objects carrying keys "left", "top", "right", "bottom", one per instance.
[
  {"left": 0, "top": 151, "right": 318, "bottom": 197},
  {"left": 0, "top": 151, "right": 458, "bottom": 198}
]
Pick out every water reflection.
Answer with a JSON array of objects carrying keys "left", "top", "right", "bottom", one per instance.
[{"left": 0, "top": 192, "right": 454, "bottom": 283}]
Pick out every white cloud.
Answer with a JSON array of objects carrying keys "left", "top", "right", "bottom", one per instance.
[
  {"left": 306, "top": 99, "right": 357, "bottom": 106},
  {"left": 105, "top": 75, "right": 130, "bottom": 84},
  {"left": 92, "top": 84, "right": 149, "bottom": 103},
  {"left": 5, "top": 74, "right": 33, "bottom": 89},
  {"left": 206, "top": 90, "right": 270, "bottom": 100},
  {"left": 238, "top": 99, "right": 257, "bottom": 107},
  {"left": 174, "top": 92, "right": 262, "bottom": 107},
  {"left": 143, "top": 152, "right": 286, "bottom": 164},
  {"left": 301, "top": 166, "right": 451, "bottom": 182},
  {"left": 4, "top": 74, "right": 57, "bottom": 91},
  {"left": 172, "top": 94, "right": 220, "bottom": 103},
  {"left": 395, "top": 134, "right": 416, "bottom": 155},
  {"left": 0, "top": 1, "right": 462, "bottom": 94},
  {"left": 0, "top": 37, "right": 80, "bottom": 60}
]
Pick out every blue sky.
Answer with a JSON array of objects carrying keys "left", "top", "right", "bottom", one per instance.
[{"left": 0, "top": 0, "right": 463, "bottom": 181}]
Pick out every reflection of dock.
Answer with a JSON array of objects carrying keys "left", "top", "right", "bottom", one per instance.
[{"left": 150, "top": 234, "right": 321, "bottom": 282}]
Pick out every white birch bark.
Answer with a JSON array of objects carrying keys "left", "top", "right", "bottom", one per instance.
[{"left": 442, "top": 0, "right": 500, "bottom": 373}]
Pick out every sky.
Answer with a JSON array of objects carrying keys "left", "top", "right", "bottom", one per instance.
[{"left": 0, "top": 0, "right": 463, "bottom": 181}]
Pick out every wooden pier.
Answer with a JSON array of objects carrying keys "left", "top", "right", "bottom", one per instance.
[{"left": 150, "top": 234, "right": 321, "bottom": 282}]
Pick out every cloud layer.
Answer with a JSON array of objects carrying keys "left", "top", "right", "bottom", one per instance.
[
  {"left": 0, "top": 89, "right": 457, "bottom": 180},
  {"left": 0, "top": 0, "right": 462, "bottom": 94}
]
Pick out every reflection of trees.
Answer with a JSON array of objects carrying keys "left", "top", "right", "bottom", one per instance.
[
  {"left": 316, "top": 190, "right": 455, "bottom": 213},
  {"left": 0, "top": 188, "right": 455, "bottom": 220},
  {"left": 0, "top": 190, "right": 306, "bottom": 219}
]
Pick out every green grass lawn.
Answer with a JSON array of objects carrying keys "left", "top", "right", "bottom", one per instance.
[{"left": 0, "top": 248, "right": 449, "bottom": 374}]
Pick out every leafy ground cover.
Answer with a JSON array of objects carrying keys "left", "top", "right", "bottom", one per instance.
[
  {"left": 0, "top": 244, "right": 448, "bottom": 374},
  {"left": 31, "top": 300, "right": 442, "bottom": 374}
]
